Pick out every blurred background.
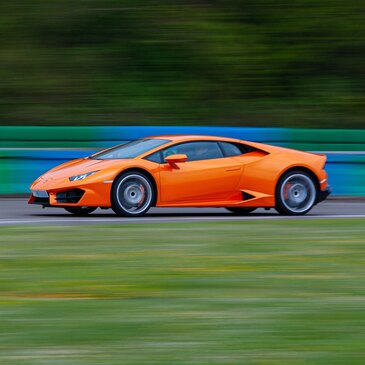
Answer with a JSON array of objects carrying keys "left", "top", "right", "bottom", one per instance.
[
  {"left": 1, "top": 3, "right": 365, "bottom": 365},
  {"left": 1, "top": 0, "right": 365, "bottom": 128}
]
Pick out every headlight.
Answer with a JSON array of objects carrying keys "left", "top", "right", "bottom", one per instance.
[{"left": 69, "top": 171, "right": 99, "bottom": 182}]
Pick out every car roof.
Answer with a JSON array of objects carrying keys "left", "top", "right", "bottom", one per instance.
[{"left": 144, "top": 134, "right": 242, "bottom": 143}]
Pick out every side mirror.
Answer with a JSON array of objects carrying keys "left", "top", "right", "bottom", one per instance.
[{"left": 164, "top": 154, "right": 187, "bottom": 167}]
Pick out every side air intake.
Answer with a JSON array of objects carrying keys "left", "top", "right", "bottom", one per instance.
[{"left": 242, "top": 191, "right": 255, "bottom": 200}]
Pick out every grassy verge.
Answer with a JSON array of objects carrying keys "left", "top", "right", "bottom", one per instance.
[{"left": 0, "top": 219, "right": 364, "bottom": 364}]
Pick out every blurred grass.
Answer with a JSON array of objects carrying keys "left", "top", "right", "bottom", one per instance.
[{"left": 0, "top": 219, "right": 364, "bottom": 364}]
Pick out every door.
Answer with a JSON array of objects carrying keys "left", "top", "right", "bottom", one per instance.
[{"left": 158, "top": 141, "right": 243, "bottom": 202}]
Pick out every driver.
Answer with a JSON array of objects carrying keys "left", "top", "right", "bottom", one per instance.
[{"left": 194, "top": 144, "right": 211, "bottom": 160}]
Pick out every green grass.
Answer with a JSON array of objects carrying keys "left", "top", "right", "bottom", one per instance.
[{"left": 0, "top": 219, "right": 364, "bottom": 365}]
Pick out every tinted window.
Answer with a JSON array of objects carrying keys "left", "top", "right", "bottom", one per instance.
[
  {"left": 145, "top": 151, "right": 162, "bottom": 164},
  {"left": 90, "top": 139, "right": 170, "bottom": 160},
  {"left": 219, "top": 142, "right": 243, "bottom": 157},
  {"left": 162, "top": 141, "right": 224, "bottom": 162}
]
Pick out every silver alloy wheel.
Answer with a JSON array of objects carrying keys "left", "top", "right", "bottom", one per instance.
[
  {"left": 116, "top": 174, "right": 152, "bottom": 215},
  {"left": 280, "top": 173, "right": 316, "bottom": 213}
]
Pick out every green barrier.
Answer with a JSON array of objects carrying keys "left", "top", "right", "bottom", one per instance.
[{"left": 2, "top": 126, "right": 365, "bottom": 150}]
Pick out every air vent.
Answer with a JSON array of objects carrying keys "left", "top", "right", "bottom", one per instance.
[
  {"left": 242, "top": 192, "right": 255, "bottom": 200},
  {"left": 56, "top": 189, "right": 85, "bottom": 203},
  {"left": 33, "top": 196, "right": 50, "bottom": 205}
]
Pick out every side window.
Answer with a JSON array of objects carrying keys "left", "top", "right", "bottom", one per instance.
[
  {"left": 219, "top": 142, "right": 243, "bottom": 157},
  {"left": 162, "top": 142, "right": 224, "bottom": 162},
  {"left": 145, "top": 151, "right": 162, "bottom": 164}
]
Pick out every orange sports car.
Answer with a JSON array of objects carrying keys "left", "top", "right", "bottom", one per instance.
[{"left": 29, "top": 135, "right": 330, "bottom": 216}]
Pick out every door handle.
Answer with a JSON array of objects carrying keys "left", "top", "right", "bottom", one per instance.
[{"left": 226, "top": 168, "right": 241, "bottom": 172}]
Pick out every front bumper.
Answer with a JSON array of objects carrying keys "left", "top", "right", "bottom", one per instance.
[
  {"left": 29, "top": 181, "right": 112, "bottom": 208},
  {"left": 29, "top": 189, "right": 86, "bottom": 207}
]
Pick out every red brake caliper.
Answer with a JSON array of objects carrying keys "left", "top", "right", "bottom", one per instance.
[{"left": 137, "top": 184, "right": 146, "bottom": 207}]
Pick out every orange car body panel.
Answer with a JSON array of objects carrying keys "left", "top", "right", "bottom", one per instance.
[{"left": 29, "top": 135, "right": 328, "bottom": 208}]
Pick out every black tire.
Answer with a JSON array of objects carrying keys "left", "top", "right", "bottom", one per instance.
[
  {"left": 64, "top": 206, "right": 97, "bottom": 215},
  {"left": 111, "top": 172, "right": 154, "bottom": 217},
  {"left": 225, "top": 207, "right": 256, "bottom": 215},
  {"left": 275, "top": 170, "right": 317, "bottom": 215}
]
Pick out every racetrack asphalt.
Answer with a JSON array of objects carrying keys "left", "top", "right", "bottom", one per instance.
[{"left": 0, "top": 198, "right": 364, "bottom": 225}]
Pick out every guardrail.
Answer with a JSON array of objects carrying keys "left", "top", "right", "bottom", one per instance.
[{"left": 1, "top": 126, "right": 364, "bottom": 195}]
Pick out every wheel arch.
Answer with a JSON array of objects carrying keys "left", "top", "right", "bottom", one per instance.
[
  {"left": 111, "top": 167, "right": 158, "bottom": 206},
  {"left": 276, "top": 166, "right": 320, "bottom": 195}
]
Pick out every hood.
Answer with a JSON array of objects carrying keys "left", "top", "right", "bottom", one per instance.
[{"left": 42, "top": 158, "right": 133, "bottom": 181}]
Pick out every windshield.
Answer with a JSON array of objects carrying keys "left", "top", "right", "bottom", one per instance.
[{"left": 90, "top": 139, "right": 170, "bottom": 160}]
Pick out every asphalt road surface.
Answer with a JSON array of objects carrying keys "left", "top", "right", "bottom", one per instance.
[{"left": 0, "top": 198, "right": 364, "bottom": 225}]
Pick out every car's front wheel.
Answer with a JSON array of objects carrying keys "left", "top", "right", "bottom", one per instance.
[
  {"left": 226, "top": 207, "right": 256, "bottom": 215},
  {"left": 111, "top": 172, "right": 154, "bottom": 217},
  {"left": 64, "top": 206, "right": 97, "bottom": 215},
  {"left": 276, "top": 171, "right": 317, "bottom": 215}
]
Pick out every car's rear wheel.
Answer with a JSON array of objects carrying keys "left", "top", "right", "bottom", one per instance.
[
  {"left": 64, "top": 206, "right": 97, "bottom": 215},
  {"left": 276, "top": 171, "right": 317, "bottom": 215},
  {"left": 226, "top": 207, "right": 256, "bottom": 215},
  {"left": 111, "top": 172, "right": 154, "bottom": 217}
]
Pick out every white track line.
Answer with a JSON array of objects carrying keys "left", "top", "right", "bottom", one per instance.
[{"left": 1, "top": 214, "right": 365, "bottom": 225}]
